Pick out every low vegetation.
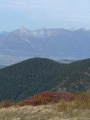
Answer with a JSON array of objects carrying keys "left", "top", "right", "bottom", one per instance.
[
  {"left": 0, "top": 91, "right": 89, "bottom": 109},
  {"left": 0, "top": 91, "right": 90, "bottom": 120},
  {"left": 17, "top": 91, "right": 75, "bottom": 106}
]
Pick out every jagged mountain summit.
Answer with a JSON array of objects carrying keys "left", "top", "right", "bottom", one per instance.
[{"left": 0, "top": 27, "right": 90, "bottom": 63}]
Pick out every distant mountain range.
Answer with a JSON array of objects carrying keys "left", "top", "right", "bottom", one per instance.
[
  {"left": 0, "top": 27, "right": 90, "bottom": 65},
  {"left": 57, "top": 59, "right": 75, "bottom": 64},
  {"left": 0, "top": 58, "right": 90, "bottom": 101}
]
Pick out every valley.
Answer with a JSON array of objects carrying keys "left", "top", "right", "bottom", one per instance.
[{"left": 0, "top": 28, "right": 90, "bottom": 65}]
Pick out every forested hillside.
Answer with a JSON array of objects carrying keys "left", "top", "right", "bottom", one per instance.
[{"left": 0, "top": 58, "right": 90, "bottom": 101}]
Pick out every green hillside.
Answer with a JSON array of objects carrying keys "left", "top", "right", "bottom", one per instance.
[{"left": 0, "top": 58, "right": 90, "bottom": 101}]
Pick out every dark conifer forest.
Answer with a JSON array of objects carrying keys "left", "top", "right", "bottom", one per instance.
[{"left": 0, "top": 58, "right": 90, "bottom": 101}]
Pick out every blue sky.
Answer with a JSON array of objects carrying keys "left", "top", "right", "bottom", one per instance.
[{"left": 0, "top": 0, "right": 90, "bottom": 32}]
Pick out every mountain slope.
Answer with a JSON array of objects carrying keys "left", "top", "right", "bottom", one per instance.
[
  {"left": 0, "top": 58, "right": 90, "bottom": 101},
  {"left": 0, "top": 28, "right": 90, "bottom": 61}
]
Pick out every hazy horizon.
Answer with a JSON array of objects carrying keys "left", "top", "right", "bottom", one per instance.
[{"left": 1, "top": 26, "right": 90, "bottom": 33}]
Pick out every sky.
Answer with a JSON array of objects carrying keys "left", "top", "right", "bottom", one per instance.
[{"left": 0, "top": 0, "right": 90, "bottom": 32}]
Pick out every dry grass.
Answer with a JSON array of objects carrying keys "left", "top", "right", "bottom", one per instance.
[
  {"left": 0, "top": 91, "right": 90, "bottom": 120},
  {"left": 0, "top": 103, "right": 90, "bottom": 120}
]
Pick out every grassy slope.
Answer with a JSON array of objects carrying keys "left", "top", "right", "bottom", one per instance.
[
  {"left": 0, "top": 58, "right": 90, "bottom": 101},
  {"left": 0, "top": 104, "right": 90, "bottom": 120},
  {"left": 0, "top": 90, "right": 90, "bottom": 120}
]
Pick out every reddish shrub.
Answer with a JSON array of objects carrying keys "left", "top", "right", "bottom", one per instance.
[
  {"left": 17, "top": 91, "right": 75, "bottom": 106},
  {"left": 0, "top": 91, "right": 77, "bottom": 107},
  {"left": 60, "top": 92, "right": 75, "bottom": 101},
  {"left": 0, "top": 100, "right": 15, "bottom": 108}
]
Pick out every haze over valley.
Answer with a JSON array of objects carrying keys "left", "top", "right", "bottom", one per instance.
[{"left": 0, "top": 27, "right": 90, "bottom": 65}]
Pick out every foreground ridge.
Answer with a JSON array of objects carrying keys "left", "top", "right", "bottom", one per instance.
[{"left": 0, "top": 91, "right": 90, "bottom": 120}]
